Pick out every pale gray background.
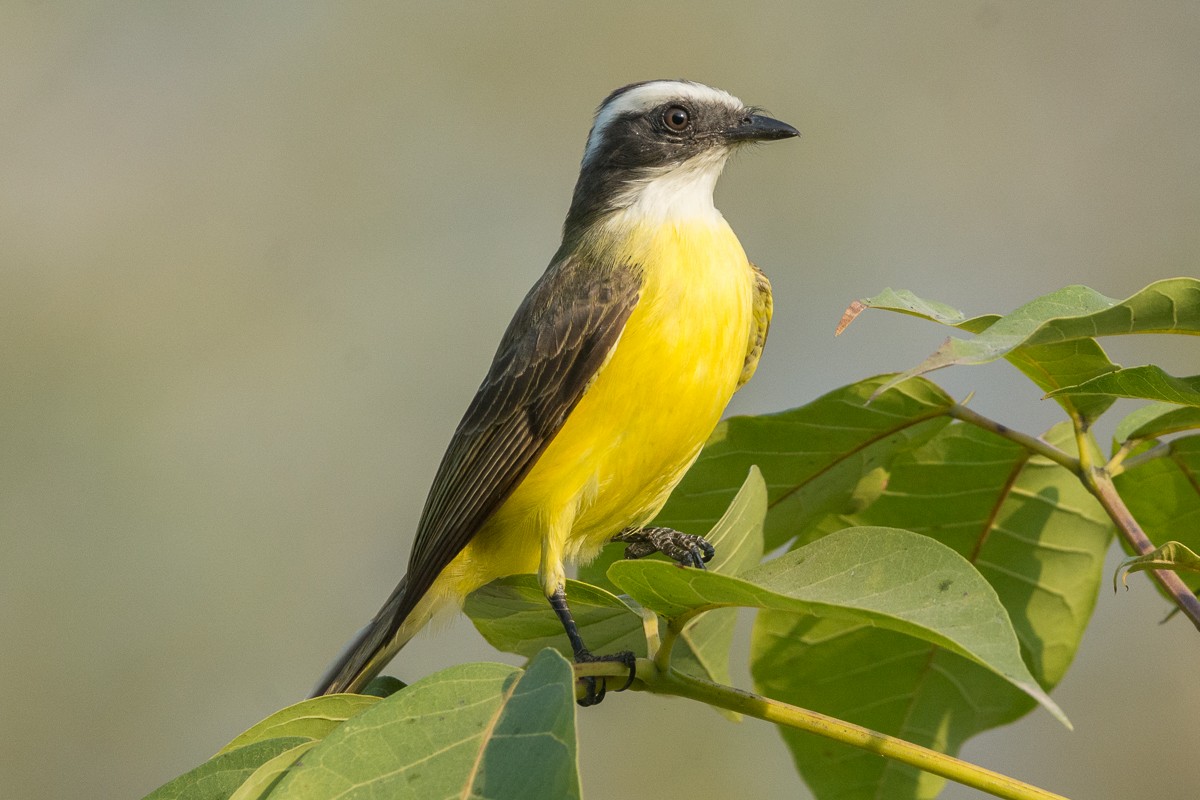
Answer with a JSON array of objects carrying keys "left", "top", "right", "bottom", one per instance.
[{"left": 3, "top": 3, "right": 1197, "bottom": 799}]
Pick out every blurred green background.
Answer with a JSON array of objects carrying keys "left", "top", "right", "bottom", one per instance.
[{"left": 3, "top": 3, "right": 1197, "bottom": 798}]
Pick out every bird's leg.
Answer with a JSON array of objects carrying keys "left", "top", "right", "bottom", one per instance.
[
  {"left": 613, "top": 526, "right": 715, "bottom": 569},
  {"left": 548, "top": 585, "right": 635, "bottom": 707}
]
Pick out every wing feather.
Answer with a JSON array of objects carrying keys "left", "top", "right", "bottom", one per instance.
[
  {"left": 395, "top": 253, "right": 643, "bottom": 628},
  {"left": 738, "top": 263, "right": 773, "bottom": 390}
]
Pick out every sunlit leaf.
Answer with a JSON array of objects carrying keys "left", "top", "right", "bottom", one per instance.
[
  {"left": 653, "top": 375, "right": 953, "bottom": 552},
  {"left": 270, "top": 650, "right": 580, "bottom": 800},
  {"left": 860, "top": 278, "right": 1200, "bottom": 394},
  {"left": 837, "top": 288, "right": 998, "bottom": 334},
  {"left": 608, "top": 528, "right": 1068, "bottom": 727},
  {"left": 142, "top": 738, "right": 311, "bottom": 800},
  {"left": 1003, "top": 339, "right": 1120, "bottom": 421},
  {"left": 755, "top": 616, "right": 1016, "bottom": 800},
  {"left": 829, "top": 422, "right": 1109, "bottom": 685},
  {"left": 750, "top": 422, "right": 1110, "bottom": 800},
  {"left": 1114, "top": 402, "right": 1200, "bottom": 444},
  {"left": 841, "top": 287, "right": 1137, "bottom": 422},
  {"left": 1047, "top": 365, "right": 1200, "bottom": 407},
  {"left": 671, "top": 469, "right": 765, "bottom": 690},
  {"left": 227, "top": 741, "right": 317, "bottom": 800},
  {"left": 217, "top": 694, "right": 379, "bottom": 755}
]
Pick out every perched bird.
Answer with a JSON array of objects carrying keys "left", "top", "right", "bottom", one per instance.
[{"left": 312, "top": 80, "right": 798, "bottom": 704}]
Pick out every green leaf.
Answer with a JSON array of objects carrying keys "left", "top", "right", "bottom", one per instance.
[
  {"left": 608, "top": 527, "right": 1068, "bottom": 726},
  {"left": 839, "top": 289, "right": 999, "bottom": 334},
  {"left": 668, "top": 467, "right": 766, "bottom": 690},
  {"left": 577, "top": 468, "right": 767, "bottom": 692},
  {"left": 1114, "top": 402, "right": 1200, "bottom": 443},
  {"left": 1116, "top": 541, "right": 1200, "bottom": 590},
  {"left": 752, "top": 421, "right": 1110, "bottom": 800},
  {"left": 872, "top": 278, "right": 1200, "bottom": 389},
  {"left": 845, "top": 287, "right": 1130, "bottom": 420},
  {"left": 270, "top": 650, "right": 580, "bottom": 800},
  {"left": 653, "top": 375, "right": 953, "bottom": 553},
  {"left": 143, "top": 738, "right": 311, "bottom": 800},
  {"left": 830, "top": 421, "right": 1110, "bottom": 686},
  {"left": 1047, "top": 365, "right": 1200, "bottom": 407},
  {"left": 227, "top": 741, "right": 317, "bottom": 800},
  {"left": 1113, "top": 434, "right": 1200, "bottom": 594},
  {"left": 1002, "top": 339, "right": 1120, "bottom": 421},
  {"left": 217, "top": 694, "right": 380, "bottom": 755},
  {"left": 467, "top": 576, "right": 646, "bottom": 659},
  {"left": 755, "top": 616, "right": 1020, "bottom": 800}
]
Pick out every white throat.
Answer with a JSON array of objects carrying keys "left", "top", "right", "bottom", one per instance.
[{"left": 613, "top": 148, "right": 730, "bottom": 224}]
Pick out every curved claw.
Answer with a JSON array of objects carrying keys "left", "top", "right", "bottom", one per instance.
[
  {"left": 615, "top": 527, "right": 716, "bottom": 569},
  {"left": 578, "top": 675, "right": 606, "bottom": 707}
]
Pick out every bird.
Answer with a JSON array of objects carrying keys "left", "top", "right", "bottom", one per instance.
[{"left": 311, "top": 79, "right": 798, "bottom": 705}]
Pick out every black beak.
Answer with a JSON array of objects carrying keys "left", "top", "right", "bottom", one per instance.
[{"left": 725, "top": 113, "right": 800, "bottom": 143}]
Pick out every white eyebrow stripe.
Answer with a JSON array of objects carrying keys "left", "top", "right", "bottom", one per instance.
[{"left": 582, "top": 80, "right": 744, "bottom": 165}]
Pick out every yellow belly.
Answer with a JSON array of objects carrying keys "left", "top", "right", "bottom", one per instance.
[{"left": 444, "top": 217, "right": 755, "bottom": 597}]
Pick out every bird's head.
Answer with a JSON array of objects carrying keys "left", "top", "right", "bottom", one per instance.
[{"left": 565, "top": 80, "right": 798, "bottom": 233}]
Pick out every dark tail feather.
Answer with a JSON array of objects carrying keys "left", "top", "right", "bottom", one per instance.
[{"left": 309, "top": 576, "right": 412, "bottom": 697}]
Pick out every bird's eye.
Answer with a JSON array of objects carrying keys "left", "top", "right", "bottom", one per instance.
[{"left": 663, "top": 105, "right": 690, "bottom": 132}]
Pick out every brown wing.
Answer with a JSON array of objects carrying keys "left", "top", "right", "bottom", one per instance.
[{"left": 398, "top": 252, "right": 643, "bottom": 624}]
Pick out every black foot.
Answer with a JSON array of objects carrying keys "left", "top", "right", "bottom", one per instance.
[
  {"left": 548, "top": 585, "right": 637, "bottom": 707},
  {"left": 614, "top": 526, "right": 715, "bottom": 569},
  {"left": 574, "top": 650, "right": 637, "bottom": 707}
]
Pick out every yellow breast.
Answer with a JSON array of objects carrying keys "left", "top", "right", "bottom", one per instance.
[
  {"left": 442, "top": 215, "right": 756, "bottom": 597},
  {"left": 525, "top": 218, "right": 753, "bottom": 531}
]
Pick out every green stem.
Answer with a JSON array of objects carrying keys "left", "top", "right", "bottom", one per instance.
[
  {"left": 653, "top": 606, "right": 703, "bottom": 674},
  {"left": 1071, "top": 412, "right": 1095, "bottom": 477},
  {"left": 578, "top": 660, "right": 1066, "bottom": 800},
  {"left": 1110, "top": 440, "right": 1170, "bottom": 476},
  {"left": 1105, "top": 441, "right": 1135, "bottom": 475},
  {"left": 948, "top": 404, "right": 1080, "bottom": 473}
]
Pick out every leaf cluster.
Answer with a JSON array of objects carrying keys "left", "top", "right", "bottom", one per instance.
[{"left": 147, "top": 278, "right": 1200, "bottom": 800}]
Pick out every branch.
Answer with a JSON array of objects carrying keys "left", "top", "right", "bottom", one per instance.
[
  {"left": 947, "top": 404, "right": 1080, "bottom": 473},
  {"left": 578, "top": 660, "right": 1068, "bottom": 800},
  {"left": 950, "top": 402, "right": 1200, "bottom": 630},
  {"left": 1085, "top": 467, "right": 1200, "bottom": 631}
]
